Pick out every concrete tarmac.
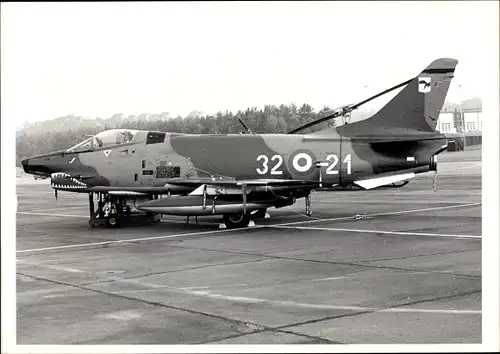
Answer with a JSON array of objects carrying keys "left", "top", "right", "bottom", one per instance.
[{"left": 15, "top": 148, "right": 482, "bottom": 344}]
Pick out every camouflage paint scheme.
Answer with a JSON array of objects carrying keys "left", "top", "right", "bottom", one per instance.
[{"left": 22, "top": 58, "right": 457, "bottom": 222}]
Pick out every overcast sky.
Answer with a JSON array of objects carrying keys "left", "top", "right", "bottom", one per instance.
[{"left": 1, "top": 1, "right": 497, "bottom": 126}]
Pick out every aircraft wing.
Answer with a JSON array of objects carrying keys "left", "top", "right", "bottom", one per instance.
[
  {"left": 166, "top": 178, "right": 321, "bottom": 196},
  {"left": 175, "top": 178, "right": 321, "bottom": 197},
  {"left": 165, "top": 177, "right": 319, "bottom": 187},
  {"left": 82, "top": 178, "right": 320, "bottom": 197}
]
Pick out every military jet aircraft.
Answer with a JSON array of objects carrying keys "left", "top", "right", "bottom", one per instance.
[{"left": 21, "top": 58, "right": 457, "bottom": 229}]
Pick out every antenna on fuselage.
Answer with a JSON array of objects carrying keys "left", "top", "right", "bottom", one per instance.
[
  {"left": 286, "top": 77, "right": 413, "bottom": 134},
  {"left": 237, "top": 117, "right": 252, "bottom": 134}
]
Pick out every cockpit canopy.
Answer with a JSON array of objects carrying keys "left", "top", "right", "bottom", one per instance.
[{"left": 67, "top": 129, "right": 139, "bottom": 152}]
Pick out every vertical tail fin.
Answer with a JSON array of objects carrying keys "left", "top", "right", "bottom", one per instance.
[{"left": 361, "top": 58, "right": 458, "bottom": 132}]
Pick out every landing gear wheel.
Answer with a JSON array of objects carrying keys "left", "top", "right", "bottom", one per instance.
[
  {"left": 106, "top": 214, "right": 121, "bottom": 228},
  {"left": 252, "top": 208, "right": 267, "bottom": 219},
  {"left": 223, "top": 213, "right": 251, "bottom": 229}
]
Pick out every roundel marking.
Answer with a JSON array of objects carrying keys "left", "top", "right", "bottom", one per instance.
[
  {"left": 287, "top": 149, "right": 316, "bottom": 176},
  {"left": 292, "top": 152, "right": 313, "bottom": 172}
]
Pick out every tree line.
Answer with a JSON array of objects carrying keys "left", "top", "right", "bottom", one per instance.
[{"left": 16, "top": 103, "right": 362, "bottom": 166}]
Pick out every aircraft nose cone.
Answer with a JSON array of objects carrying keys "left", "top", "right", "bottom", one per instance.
[
  {"left": 20, "top": 154, "right": 56, "bottom": 176},
  {"left": 21, "top": 158, "right": 31, "bottom": 174}
]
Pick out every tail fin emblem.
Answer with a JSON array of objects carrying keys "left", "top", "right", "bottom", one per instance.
[{"left": 418, "top": 77, "right": 431, "bottom": 93}]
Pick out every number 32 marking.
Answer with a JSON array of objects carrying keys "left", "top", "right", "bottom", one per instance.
[
  {"left": 256, "top": 154, "right": 283, "bottom": 175},
  {"left": 256, "top": 153, "right": 351, "bottom": 175}
]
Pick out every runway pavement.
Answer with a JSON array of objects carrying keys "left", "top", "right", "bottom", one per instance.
[{"left": 15, "top": 148, "right": 482, "bottom": 344}]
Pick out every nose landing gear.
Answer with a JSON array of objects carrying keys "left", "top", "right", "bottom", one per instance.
[
  {"left": 88, "top": 192, "right": 161, "bottom": 228},
  {"left": 106, "top": 213, "right": 121, "bottom": 228},
  {"left": 88, "top": 192, "right": 120, "bottom": 228}
]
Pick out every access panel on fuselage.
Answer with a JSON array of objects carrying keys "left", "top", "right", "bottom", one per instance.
[{"left": 139, "top": 133, "right": 192, "bottom": 186}]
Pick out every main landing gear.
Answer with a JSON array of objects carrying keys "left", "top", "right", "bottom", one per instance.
[
  {"left": 223, "top": 213, "right": 252, "bottom": 229},
  {"left": 182, "top": 208, "right": 268, "bottom": 229},
  {"left": 220, "top": 207, "right": 270, "bottom": 229}
]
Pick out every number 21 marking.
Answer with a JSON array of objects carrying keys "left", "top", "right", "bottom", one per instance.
[{"left": 325, "top": 153, "right": 351, "bottom": 175}]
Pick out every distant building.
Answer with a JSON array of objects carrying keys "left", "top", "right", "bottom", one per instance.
[{"left": 436, "top": 108, "right": 482, "bottom": 133}]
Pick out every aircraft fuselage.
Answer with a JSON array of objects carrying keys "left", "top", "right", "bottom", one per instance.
[{"left": 23, "top": 131, "right": 442, "bottom": 191}]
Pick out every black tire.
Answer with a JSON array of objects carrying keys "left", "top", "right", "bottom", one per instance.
[
  {"left": 223, "top": 213, "right": 251, "bottom": 229},
  {"left": 251, "top": 208, "right": 267, "bottom": 219},
  {"left": 106, "top": 214, "right": 121, "bottom": 228}
]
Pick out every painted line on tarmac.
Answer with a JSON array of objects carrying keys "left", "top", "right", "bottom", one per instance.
[
  {"left": 439, "top": 160, "right": 481, "bottom": 165},
  {"left": 99, "top": 276, "right": 483, "bottom": 315},
  {"left": 379, "top": 307, "right": 480, "bottom": 315},
  {"left": 179, "top": 291, "right": 481, "bottom": 315},
  {"left": 17, "top": 260, "right": 481, "bottom": 315},
  {"left": 17, "top": 212, "right": 88, "bottom": 218},
  {"left": 116, "top": 278, "right": 481, "bottom": 315},
  {"left": 312, "top": 276, "right": 348, "bottom": 281},
  {"left": 439, "top": 165, "right": 481, "bottom": 172},
  {"left": 179, "top": 283, "right": 254, "bottom": 290},
  {"left": 17, "top": 211, "right": 217, "bottom": 227},
  {"left": 16, "top": 259, "right": 84, "bottom": 273},
  {"left": 27, "top": 256, "right": 107, "bottom": 264},
  {"left": 16, "top": 227, "right": 240, "bottom": 253},
  {"left": 17, "top": 202, "right": 481, "bottom": 253},
  {"left": 17, "top": 287, "right": 70, "bottom": 298},
  {"left": 275, "top": 202, "right": 481, "bottom": 227},
  {"left": 312, "top": 271, "right": 433, "bottom": 282},
  {"left": 268, "top": 225, "right": 482, "bottom": 239}
]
